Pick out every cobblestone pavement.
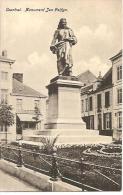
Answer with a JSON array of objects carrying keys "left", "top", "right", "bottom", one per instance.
[{"left": 0, "top": 169, "right": 40, "bottom": 191}]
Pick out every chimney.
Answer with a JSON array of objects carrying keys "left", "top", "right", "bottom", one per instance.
[
  {"left": 13, "top": 73, "right": 23, "bottom": 83},
  {"left": 2, "top": 50, "right": 7, "bottom": 58}
]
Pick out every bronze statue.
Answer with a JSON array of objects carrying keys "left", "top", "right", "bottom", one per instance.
[{"left": 50, "top": 18, "right": 77, "bottom": 76}]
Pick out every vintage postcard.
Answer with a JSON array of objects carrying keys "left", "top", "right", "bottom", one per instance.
[{"left": 0, "top": 0, "right": 122, "bottom": 192}]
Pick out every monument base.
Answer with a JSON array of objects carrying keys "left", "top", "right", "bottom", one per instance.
[
  {"left": 45, "top": 75, "right": 86, "bottom": 130},
  {"left": 23, "top": 129, "right": 112, "bottom": 145}
]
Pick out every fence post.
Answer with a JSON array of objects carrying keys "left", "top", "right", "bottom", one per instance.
[
  {"left": 50, "top": 147, "right": 59, "bottom": 181},
  {"left": 17, "top": 145, "right": 23, "bottom": 167},
  {"left": 80, "top": 157, "right": 85, "bottom": 191}
]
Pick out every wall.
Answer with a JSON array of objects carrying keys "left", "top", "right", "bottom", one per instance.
[
  {"left": 0, "top": 61, "right": 13, "bottom": 102},
  {"left": 0, "top": 58, "right": 15, "bottom": 142},
  {"left": 112, "top": 55, "right": 122, "bottom": 141},
  {"left": 11, "top": 95, "right": 47, "bottom": 133},
  {"left": 81, "top": 87, "right": 112, "bottom": 131}
]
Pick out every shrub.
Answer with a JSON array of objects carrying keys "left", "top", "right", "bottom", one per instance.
[{"left": 40, "top": 135, "right": 59, "bottom": 154}]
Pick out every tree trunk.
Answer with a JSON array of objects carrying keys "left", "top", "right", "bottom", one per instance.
[{"left": 5, "top": 124, "right": 7, "bottom": 144}]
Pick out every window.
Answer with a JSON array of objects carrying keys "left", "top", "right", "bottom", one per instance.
[
  {"left": 1, "top": 71, "right": 8, "bottom": 80},
  {"left": 0, "top": 125, "right": 7, "bottom": 132},
  {"left": 97, "top": 94, "right": 102, "bottom": 112},
  {"left": 89, "top": 97, "right": 93, "bottom": 111},
  {"left": 0, "top": 125, "right": 4, "bottom": 132},
  {"left": 117, "top": 112, "right": 122, "bottom": 129},
  {"left": 29, "top": 122, "right": 36, "bottom": 129},
  {"left": 98, "top": 114, "right": 102, "bottom": 130},
  {"left": 16, "top": 99, "right": 23, "bottom": 112},
  {"left": 106, "top": 114, "right": 110, "bottom": 129},
  {"left": 81, "top": 100, "right": 84, "bottom": 112},
  {"left": 23, "top": 122, "right": 28, "bottom": 129},
  {"left": 0, "top": 89, "right": 8, "bottom": 104},
  {"left": 23, "top": 122, "right": 36, "bottom": 130},
  {"left": 90, "top": 115, "right": 94, "bottom": 129},
  {"left": 105, "top": 91, "right": 110, "bottom": 108},
  {"left": 117, "top": 65, "right": 122, "bottom": 80},
  {"left": 85, "top": 98, "right": 88, "bottom": 111},
  {"left": 104, "top": 113, "right": 112, "bottom": 130},
  {"left": 117, "top": 88, "right": 122, "bottom": 104}
]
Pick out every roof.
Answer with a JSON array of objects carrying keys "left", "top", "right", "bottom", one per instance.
[
  {"left": 110, "top": 49, "right": 122, "bottom": 61},
  {"left": 91, "top": 67, "right": 112, "bottom": 94},
  {"left": 78, "top": 70, "right": 97, "bottom": 85},
  {"left": 81, "top": 67, "right": 112, "bottom": 95},
  {"left": 17, "top": 114, "right": 40, "bottom": 122},
  {"left": 99, "top": 67, "right": 112, "bottom": 89},
  {"left": 81, "top": 84, "right": 93, "bottom": 95},
  {"left": 12, "top": 78, "right": 46, "bottom": 98}
]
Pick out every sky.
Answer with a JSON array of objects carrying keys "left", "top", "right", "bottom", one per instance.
[{"left": 0, "top": 0, "right": 122, "bottom": 95}]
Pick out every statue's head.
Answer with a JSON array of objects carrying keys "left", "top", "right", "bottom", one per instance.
[{"left": 58, "top": 18, "right": 68, "bottom": 29}]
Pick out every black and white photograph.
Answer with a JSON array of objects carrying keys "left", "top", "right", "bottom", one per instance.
[{"left": 0, "top": 0, "right": 122, "bottom": 192}]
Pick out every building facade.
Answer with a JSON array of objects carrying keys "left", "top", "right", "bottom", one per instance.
[
  {"left": 79, "top": 50, "right": 122, "bottom": 141},
  {"left": 0, "top": 51, "right": 47, "bottom": 142},
  {"left": 0, "top": 51, "right": 16, "bottom": 141},
  {"left": 111, "top": 50, "right": 122, "bottom": 141}
]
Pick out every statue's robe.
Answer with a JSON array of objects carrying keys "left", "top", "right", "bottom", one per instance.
[{"left": 51, "top": 28, "right": 77, "bottom": 75}]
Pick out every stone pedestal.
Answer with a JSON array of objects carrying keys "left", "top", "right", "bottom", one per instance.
[{"left": 45, "top": 76, "right": 86, "bottom": 131}]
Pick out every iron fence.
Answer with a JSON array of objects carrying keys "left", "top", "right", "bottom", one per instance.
[{"left": 0, "top": 144, "right": 122, "bottom": 191}]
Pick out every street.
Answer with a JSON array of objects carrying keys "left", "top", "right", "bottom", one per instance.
[{"left": 0, "top": 169, "right": 40, "bottom": 191}]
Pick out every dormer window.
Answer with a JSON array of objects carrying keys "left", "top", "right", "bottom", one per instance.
[{"left": 34, "top": 100, "right": 40, "bottom": 109}]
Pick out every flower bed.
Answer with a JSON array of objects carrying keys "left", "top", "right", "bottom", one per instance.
[
  {"left": 56, "top": 143, "right": 122, "bottom": 191},
  {"left": 8, "top": 142, "right": 122, "bottom": 191},
  {"left": 82, "top": 144, "right": 122, "bottom": 158}
]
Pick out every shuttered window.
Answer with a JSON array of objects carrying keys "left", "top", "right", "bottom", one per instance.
[
  {"left": 117, "top": 65, "right": 122, "bottom": 80},
  {"left": 117, "top": 88, "right": 122, "bottom": 104},
  {"left": 105, "top": 91, "right": 110, "bottom": 108},
  {"left": 89, "top": 97, "right": 93, "bottom": 111},
  {"left": 97, "top": 94, "right": 102, "bottom": 112},
  {"left": 117, "top": 112, "right": 122, "bottom": 129}
]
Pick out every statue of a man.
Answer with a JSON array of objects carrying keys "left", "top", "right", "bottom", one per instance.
[{"left": 50, "top": 18, "right": 77, "bottom": 76}]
